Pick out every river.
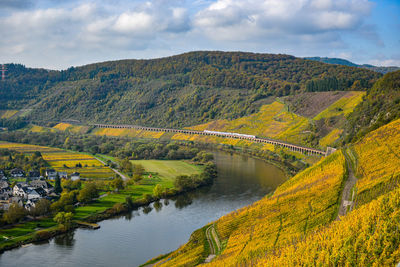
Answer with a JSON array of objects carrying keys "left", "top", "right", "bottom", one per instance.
[{"left": 0, "top": 151, "right": 286, "bottom": 267}]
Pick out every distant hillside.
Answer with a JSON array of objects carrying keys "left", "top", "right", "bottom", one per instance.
[
  {"left": 305, "top": 57, "right": 400, "bottom": 74},
  {"left": 1, "top": 51, "right": 380, "bottom": 127}
]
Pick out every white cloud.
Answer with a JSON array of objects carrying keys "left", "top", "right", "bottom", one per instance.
[
  {"left": 194, "top": 0, "right": 372, "bottom": 41},
  {"left": 0, "top": 0, "right": 395, "bottom": 69}
]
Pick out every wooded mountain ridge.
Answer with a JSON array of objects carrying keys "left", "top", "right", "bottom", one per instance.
[{"left": 1, "top": 51, "right": 381, "bottom": 127}]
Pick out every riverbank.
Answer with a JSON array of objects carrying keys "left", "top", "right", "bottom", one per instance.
[
  {"left": 0, "top": 159, "right": 216, "bottom": 254},
  {"left": 0, "top": 150, "right": 287, "bottom": 266}
]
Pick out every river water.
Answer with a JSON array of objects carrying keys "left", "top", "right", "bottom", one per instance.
[{"left": 0, "top": 151, "right": 286, "bottom": 267}]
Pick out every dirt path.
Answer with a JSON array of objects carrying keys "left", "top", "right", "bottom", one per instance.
[
  {"left": 94, "top": 156, "right": 129, "bottom": 181},
  {"left": 205, "top": 224, "right": 221, "bottom": 263},
  {"left": 337, "top": 149, "right": 357, "bottom": 220}
]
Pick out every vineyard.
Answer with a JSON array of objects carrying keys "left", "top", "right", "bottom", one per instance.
[
  {"left": 159, "top": 151, "right": 346, "bottom": 266},
  {"left": 0, "top": 142, "right": 114, "bottom": 179},
  {"left": 53, "top": 123, "right": 89, "bottom": 134},
  {"left": 151, "top": 118, "right": 400, "bottom": 266},
  {"left": 0, "top": 110, "right": 19, "bottom": 119},
  {"left": 187, "top": 101, "right": 310, "bottom": 145},
  {"left": 351, "top": 118, "right": 400, "bottom": 207},
  {"left": 260, "top": 186, "right": 400, "bottom": 266}
]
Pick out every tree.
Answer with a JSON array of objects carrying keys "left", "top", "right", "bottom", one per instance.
[
  {"left": 77, "top": 183, "right": 98, "bottom": 203},
  {"left": 174, "top": 175, "right": 194, "bottom": 191},
  {"left": 54, "top": 212, "right": 73, "bottom": 230},
  {"left": 54, "top": 174, "right": 62, "bottom": 194},
  {"left": 121, "top": 158, "right": 133, "bottom": 174},
  {"left": 40, "top": 167, "right": 46, "bottom": 177},
  {"left": 132, "top": 164, "right": 145, "bottom": 183},
  {"left": 153, "top": 184, "right": 164, "bottom": 198},
  {"left": 3, "top": 203, "right": 26, "bottom": 224},
  {"left": 125, "top": 196, "right": 134, "bottom": 209},
  {"left": 133, "top": 164, "right": 145, "bottom": 176},
  {"left": 111, "top": 176, "right": 124, "bottom": 191},
  {"left": 31, "top": 199, "right": 51, "bottom": 217}
]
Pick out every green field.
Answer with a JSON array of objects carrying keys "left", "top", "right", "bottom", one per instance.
[{"left": 130, "top": 160, "right": 203, "bottom": 180}]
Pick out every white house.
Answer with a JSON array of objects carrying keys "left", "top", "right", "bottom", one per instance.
[
  {"left": 71, "top": 172, "right": 80, "bottom": 181},
  {"left": 46, "top": 169, "right": 57, "bottom": 179},
  {"left": 58, "top": 172, "right": 68, "bottom": 179},
  {"left": 13, "top": 184, "right": 29, "bottom": 199}
]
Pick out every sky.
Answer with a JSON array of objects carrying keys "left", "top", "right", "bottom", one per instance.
[{"left": 0, "top": 0, "right": 399, "bottom": 69}]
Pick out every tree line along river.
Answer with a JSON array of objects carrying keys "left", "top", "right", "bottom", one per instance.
[{"left": 0, "top": 150, "right": 286, "bottom": 267}]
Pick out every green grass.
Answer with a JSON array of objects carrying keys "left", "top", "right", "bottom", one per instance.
[
  {"left": 130, "top": 160, "right": 203, "bottom": 180},
  {"left": 74, "top": 160, "right": 202, "bottom": 220},
  {"left": 0, "top": 217, "right": 57, "bottom": 248}
]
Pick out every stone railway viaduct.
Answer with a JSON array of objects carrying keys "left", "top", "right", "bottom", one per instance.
[{"left": 92, "top": 124, "right": 327, "bottom": 156}]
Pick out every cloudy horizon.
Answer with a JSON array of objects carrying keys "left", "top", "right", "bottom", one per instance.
[{"left": 1, "top": 0, "right": 399, "bottom": 70}]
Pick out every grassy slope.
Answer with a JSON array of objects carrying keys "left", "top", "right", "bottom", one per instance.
[{"left": 155, "top": 119, "right": 400, "bottom": 266}]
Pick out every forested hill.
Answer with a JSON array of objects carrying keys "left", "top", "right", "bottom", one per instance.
[
  {"left": 305, "top": 56, "right": 400, "bottom": 74},
  {"left": 1, "top": 51, "right": 381, "bottom": 127}
]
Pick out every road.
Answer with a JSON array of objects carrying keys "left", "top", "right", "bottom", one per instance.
[
  {"left": 337, "top": 149, "right": 357, "bottom": 219},
  {"left": 94, "top": 156, "right": 129, "bottom": 181}
]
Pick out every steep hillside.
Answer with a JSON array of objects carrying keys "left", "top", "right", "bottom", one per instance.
[
  {"left": 305, "top": 57, "right": 400, "bottom": 74},
  {"left": 1, "top": 51, "right": 380, "bottom": 127},
  {"left": 345, "top": 70, "right": 400, "bottom": 142},
  {"left": 150, "top": 118, "right": 400, "bottom": 266}
]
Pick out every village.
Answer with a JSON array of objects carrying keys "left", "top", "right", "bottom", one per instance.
[{"left": 0, "top": 168, "right": 80, "bottom": 211}]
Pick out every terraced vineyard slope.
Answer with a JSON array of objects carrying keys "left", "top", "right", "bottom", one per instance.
[{"left": 150, "top": 118, "right": 400, "bottom": 266}]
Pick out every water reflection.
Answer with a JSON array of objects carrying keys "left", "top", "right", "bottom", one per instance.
[
  {"left": 54, "top": 232, "right": 75, "bottom": 247},
  {"left": 153, "top": 201, "right": 163, "bottom": 212},
  {"left": 142, "top": 205, "right": 153, "bottom": 214}
]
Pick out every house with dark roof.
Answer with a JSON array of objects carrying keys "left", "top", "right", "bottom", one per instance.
[
  {"left": 25, "top": 198, "right": 39, "bottom": 211},
  {"left": 27, "top": 187, "right": 47, "bottom": 200},
  {"left": 10, "top": 168, "right": 25, "bottom": 177},
  {"left": 28, "top": 170, "right": 41, "bottom": 180},
  {"left": 30, "top": 179, "right": 54, "bottom": 193},
  {"left": 58, "top": 172, "right": 68, "bottom": 179}
]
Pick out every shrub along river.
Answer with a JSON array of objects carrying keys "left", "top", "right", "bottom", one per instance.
[{"left": 0, "top": 151, "right": 286, "bottom": 266}]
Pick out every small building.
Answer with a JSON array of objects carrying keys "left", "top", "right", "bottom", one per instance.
[
  {"left": 30, "top": 179, "right": 54, "bottom": 194},
  {"left": 46, "top": 169, "right": 57, "bottom": 179},
  {"left": 10, "top": 168, "right": 25, "bottom": 177},
  {"left": 27, "top": 187, "right": 47, "bottom": 200},
  {"left": 71, "top": 172, "right": 80, "bottom": 181},
  {"left": 58, "top": 172, "right": 68, "bottom": 179},
  {"left": 25, "top": 198, "right": 39, "bottom": 211},
  {"left": 13, "top": 183, "right": 30, "bottom": 199},
  {"left": 28, "top": 170, "right": 41, "bottom": 180},
  {"left": 0, "top": 180, "right": 9, "bottom": 190},
  {"left": 0, "top": 170, "right": 5, "bottom": 178}
]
